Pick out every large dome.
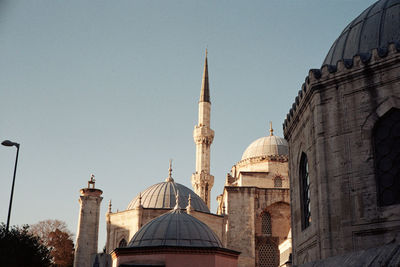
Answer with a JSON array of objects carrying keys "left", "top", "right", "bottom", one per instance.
[
  {"left": 128, "top": 209, "right": 222, "bottom": 248},
  {"left": 127, "top": 179, "right": 209, "bottom": 213},
  {"left": 241, "top": 134, "right": 288, "bottom": 160},
  {"left": 323, "top": 0, "right": 400, "bottom": 66}
]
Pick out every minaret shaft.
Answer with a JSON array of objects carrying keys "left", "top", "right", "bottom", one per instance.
[
  {"left": 192, "top": 51, "right": 214, "bottom": 209},
  {"left": 74, "top": 176, "right": 103, "bottom": 267},
  {"left": 198, "top": 102, "right": 211, "bottom": 127}
]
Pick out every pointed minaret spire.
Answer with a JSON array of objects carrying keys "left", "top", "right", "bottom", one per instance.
[
  {"left": 192, "top": 49, "right": 215, "bottom": 209},
  {"left": 200, "top": 49, "right": 210, "bottom": 103},
  {"left": 269, "top": 121, "right": 274, "bottom": 136}
]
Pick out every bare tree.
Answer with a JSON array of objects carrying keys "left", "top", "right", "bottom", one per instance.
[
  {"left": 30, "top": 220, "right": 72, "bottom": 246},
  {"left": 30, "top": 220, "right": 74, "bottom": 267}
]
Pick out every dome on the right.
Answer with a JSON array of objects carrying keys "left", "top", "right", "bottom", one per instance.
[
  {"left": 241, "top": 123, "right": 288, "bottom": 160},
  {"left": 323, "top": 0, "right": 400, "bottom": 66}
]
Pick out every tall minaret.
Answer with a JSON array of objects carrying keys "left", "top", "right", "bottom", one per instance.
[
  {"left": 191, "top": 49, "right": 215, "bottom": 209},
  {"left": 74, "top": 175, "right": 103, "bottom": 267}
]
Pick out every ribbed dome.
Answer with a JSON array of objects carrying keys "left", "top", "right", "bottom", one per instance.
[
  {"left": 323, "top": 0, "right": 400, "bottom": 66},
  {"left": 241, "top": 135, "right": 288, "bottom": 160},
  {"left": 128, "top": 209, "right": 222, "bottom": 248},
  {"left": 127, "top": 180, "right": 209, "bottom": 213}
]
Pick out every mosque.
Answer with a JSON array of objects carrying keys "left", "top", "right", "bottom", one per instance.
[
  {"left": 73, "top": 49, "right": 291, "bottom": 267},
  {"left": 73, "top": 0, "right": 400, "bottom": 266}
]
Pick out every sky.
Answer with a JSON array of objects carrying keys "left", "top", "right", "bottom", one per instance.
[{"left": 0, "top": 0, "right": 376, "bottom": 251}]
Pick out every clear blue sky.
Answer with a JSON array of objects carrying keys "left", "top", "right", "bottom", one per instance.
[{"left": 0, "top": 0, "right": 376, "bottom": 251}]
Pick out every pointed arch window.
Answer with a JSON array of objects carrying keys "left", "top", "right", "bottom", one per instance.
[
  {"left": 373, "top": 108, "right": 400, "bottom": 206},
  {"left": 118, "top": 238, "right": 127, "bottom": 248},
  {"left": 300, "top": 153, "right": 311, "bottom": 229},
  {"left": 261, "top": 212, "right": 272, "bottom": 235}
]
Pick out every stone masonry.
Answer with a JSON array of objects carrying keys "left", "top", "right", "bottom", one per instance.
[
  {"left": 74, "top": 176, "right": 103, "bottom": 267},
  {"left": 284, "top": 45, "right": 400, "bottom": 265}
]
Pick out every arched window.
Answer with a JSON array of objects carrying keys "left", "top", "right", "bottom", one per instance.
[
  {"left": 261, "top": 212, "right": 272, "bottom": 235},
  {"left": 373, "top": 108, "right": 400, "bottom": 206},
  {"left": 300, "top": 152, "right": 311, "bottom": 229},
  {"left": 118, "top": 238, "right": 127, "bottom": 248},
  {"left": 274, "top": 176, "right": 282, "bottom": 187}
]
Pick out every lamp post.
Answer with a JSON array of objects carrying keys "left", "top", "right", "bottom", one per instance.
[{"left": 2, "top": 140, "right": 20, "bottom": 231}]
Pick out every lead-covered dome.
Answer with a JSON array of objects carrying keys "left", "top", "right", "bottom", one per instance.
[
  {"left": 241, "top": 125, "right": 288, "bottom": 160},
  {"left": 241, "top": 135, "right": 288, "bottom": 160},
  {"left": 323, "top": 0, "right": 400, "bottom": 66},
  {"left": 127, "top": 178, "right": 209, "bottom": 213},
  {"left": 128, "top": 209, "right": 222, "bottom": 248}
]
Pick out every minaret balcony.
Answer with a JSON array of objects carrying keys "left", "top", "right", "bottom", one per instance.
[{"left": 193, "top": 126, "right": 214, "bottom": 143}]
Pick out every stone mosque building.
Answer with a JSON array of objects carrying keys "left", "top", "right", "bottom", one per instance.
[
  {"left": 284, "top": 0, "right": 400, "bottom": 265},
  {"left": 74, "top": 51, "right": 291, "bottom": 267},
  {"left": 74, "top": 0, "right": 400, "bottom": 266}
]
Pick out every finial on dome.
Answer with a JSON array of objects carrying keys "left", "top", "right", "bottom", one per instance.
[
  {"left": 269, "top": 121, "right": 274, "bottom": 136},
  {"left": 165, "top": 159, "right": 174, "bottom": 182},
  {"left": 108, "top": 199, "right": 112, "bottom": 213},
  {"left": 186, "top": 194, "right": 194, "bottom": 213},
  {"left": 174, "top": 190, "right": 181, "bottom": 210}
]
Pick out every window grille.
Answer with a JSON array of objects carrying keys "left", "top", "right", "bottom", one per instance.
[
  {"left": 258, "top": 243, "right": 278, "bottom": 267},
  {"left": 261, "top": 212, "right": 272, "bottom": 235},
  {"left": 300, "top": 153, "right": 311, "bottom": 229},
  {"left": 373, "top": 108, "right": 400, "bottom": 206}
]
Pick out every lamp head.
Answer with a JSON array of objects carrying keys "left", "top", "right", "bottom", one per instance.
[{"left": 2, "top": 140, "right": 19, "bottom": 148}]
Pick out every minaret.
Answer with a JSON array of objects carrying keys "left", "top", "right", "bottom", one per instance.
[
  {"left": 191, "top": 49, "right": 215, "bottom": 209},
  {"left": 74, "top": 174, "right": 103, "bottom": 267}
]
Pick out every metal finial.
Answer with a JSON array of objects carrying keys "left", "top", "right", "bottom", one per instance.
[
  {"left": 174, "top": 190, "right": 181, "bottom": 210},
  {"left": 139, "top": 193, "right": 142, "bottom": 206},
  {"left": 186, "top": 194, "right": 193, "bottom": 213},
  {"left": 205, "top": 48, "right": 208, "bottom": 58},
  {"left": 165, "top": 159, "right": 174, "bottom": 182},
  {"left": 269, "top": 121, "right": 274, "bottom": 136}
]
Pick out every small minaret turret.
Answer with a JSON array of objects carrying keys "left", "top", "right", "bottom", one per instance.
[
  {"left": 74, "top": 174, "right": 103, "bottom": 267},
  {"left": 191, "top": 49, "right": 215, "bottom": 209}
]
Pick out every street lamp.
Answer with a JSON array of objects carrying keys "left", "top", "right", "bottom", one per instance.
[{"left": 2, "top": 140, "right": 20, "bottom": 231}]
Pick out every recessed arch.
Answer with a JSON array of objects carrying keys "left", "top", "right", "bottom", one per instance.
[{"left": 373, "top": 107, "right": 400, "bottom": 206}]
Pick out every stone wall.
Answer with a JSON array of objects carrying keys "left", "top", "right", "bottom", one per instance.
[
  {"left": 190, "top": 210, "right": 225, "bottom": 243},
  {"left": 224, "top": 186, "right": 290, "bottom": 267},
  {"left": 106, "top": 208, "right": 167, "bottom": 253},
  {"left": 284, "top": 46, "right": 400, "bottom": 265}
]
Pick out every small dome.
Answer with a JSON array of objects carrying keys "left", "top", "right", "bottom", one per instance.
[
  {"left": 241, "top": 135, "right": 288, "bottom": 160},
  {"left": 127, "top": 181, "right": 210, "bottom": 213},
  {"left": 128, "top": 209, "right": 222, "bottom": 248},
  {"left": 323, "top": 0, "right": 400, "bottom": 66}
]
